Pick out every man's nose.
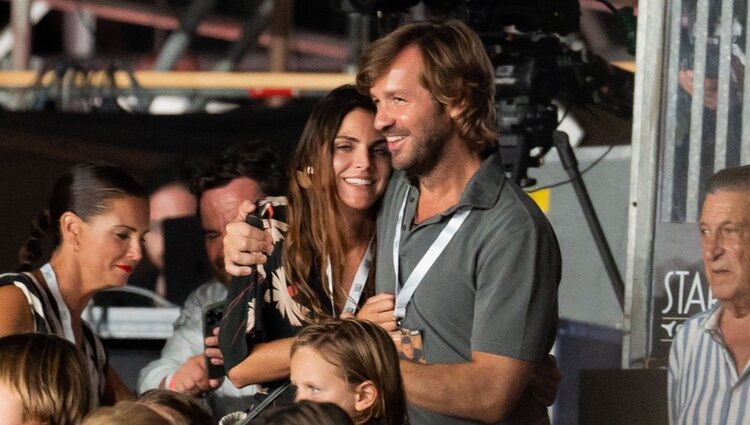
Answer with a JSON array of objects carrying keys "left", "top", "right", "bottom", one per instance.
[
  {"left": 703, "top": 232, "right": 724, "bottom": 260},
  {"left": 374, "top": 106, "right": 394, "bottom": 131}
]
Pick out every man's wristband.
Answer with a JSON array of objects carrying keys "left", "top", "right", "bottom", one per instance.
[{"left": 165, "top": 372, "right": 176, "bottom": 391}]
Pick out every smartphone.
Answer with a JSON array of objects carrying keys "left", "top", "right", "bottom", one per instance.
[{"left": 203, "top": 300, "right": 226, "bottom": 380}]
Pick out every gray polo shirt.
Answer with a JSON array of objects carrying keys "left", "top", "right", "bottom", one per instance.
[{"left": 375, "top": 152, "right": 560, "bottom": 425}]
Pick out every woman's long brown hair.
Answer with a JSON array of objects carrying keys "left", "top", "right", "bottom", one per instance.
[{"left": 284, "top": 85, "right": 379, "bottom": 319}]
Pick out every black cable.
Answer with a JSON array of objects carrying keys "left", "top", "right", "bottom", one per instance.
[{"left": 526, "top": 144, "right": 616, "bottom": 193}]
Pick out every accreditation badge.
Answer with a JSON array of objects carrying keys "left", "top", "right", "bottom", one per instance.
[{"left": 390, "top": 328, "right": 426, "bottom": 363}]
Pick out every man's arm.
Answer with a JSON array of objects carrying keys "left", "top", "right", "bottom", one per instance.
[
  {"left": 138, "top": 330, "right": 199, "bottom": 392},
  {"left": 138, "top": 291, "right": 219, "bottom": 396},
  {"left": 401, "top": 351, "right": 533, "bottom": 423},
  {"left": 357, "top": 293, "right": 547, "bottom": 418},
  {"left": 404, "top": 202, "right": 559, "bottom": 422}
]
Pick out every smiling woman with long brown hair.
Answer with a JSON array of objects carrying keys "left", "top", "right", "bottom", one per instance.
[{"left": 215, "top": 85, "right": 392, "bottom": 391}]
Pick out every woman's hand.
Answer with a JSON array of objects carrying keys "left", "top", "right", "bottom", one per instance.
[{"left": 351, "top": 293, "right": 398, "bottom": 332}]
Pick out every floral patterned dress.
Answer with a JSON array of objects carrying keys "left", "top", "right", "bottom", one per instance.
[{"left": 219, "top": 196, "right": 329, "bottom": 375}]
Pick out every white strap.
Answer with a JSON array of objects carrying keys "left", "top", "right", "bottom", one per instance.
[
  {"left": 326, "top": 238, "right": 374, "bottom": 316},
  {"left": 41, "top": 263, "right": 76, "bottom": 343},
  {"left": 393, "top": 190, "right": 471, "bottom": 319}
]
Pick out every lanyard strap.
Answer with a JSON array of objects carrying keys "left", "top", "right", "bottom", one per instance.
[
  {"left": 392, "top": 190, "right": 471, "bottom": 318},
  {"left": 326, "top": 238, "right": 374, "bottom": 317},
  {"left": 41, "top": 263, "right": 76, "bottom": 343}
]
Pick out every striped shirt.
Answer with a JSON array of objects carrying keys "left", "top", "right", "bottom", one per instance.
[
  {"left": 0, "top": 268, "right": 108, "bottom": 408},
  {"left": 668, "top": 304, "right": 750, "bottom": 424}
]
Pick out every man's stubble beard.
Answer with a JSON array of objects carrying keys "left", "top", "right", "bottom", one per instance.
[{"left": 401, "top": 115, "right": 454, "bottom": 179}]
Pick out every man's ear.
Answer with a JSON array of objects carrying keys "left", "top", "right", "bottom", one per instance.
[
  {"left": 353, "top": 380, "right": 378, "bottom": 413},
  {"left": 448, "top": 100, "right": 466, "bottom": 121},
  {"left": 60, "top": 212, "right": 83, "bottom": 250}
]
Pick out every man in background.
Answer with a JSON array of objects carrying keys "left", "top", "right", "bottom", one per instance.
[
  {"left": 130, "top": 161, "right": 207, "bottom": 305},
  {"left": 138, "top": 141, "right": 287, "bottom": 420},
  {"left": 669, "top": 165, "right": 750, "bottom": 424}
]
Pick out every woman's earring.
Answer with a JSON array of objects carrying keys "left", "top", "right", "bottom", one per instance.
[{"left": 296, "top": 166, "right": 314, "bottom": 189}]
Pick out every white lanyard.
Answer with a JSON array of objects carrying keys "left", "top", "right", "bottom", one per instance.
[
  {"left": 326, "top": 238, "right": 374, "bottom": 316},
  {"left": 41, "top": 263, "right": 76, "bottom": 343},
  {"left": 393, "top": 190, "right": 471, "bottom": 319}
]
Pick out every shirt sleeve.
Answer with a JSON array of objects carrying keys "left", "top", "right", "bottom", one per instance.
[
  {"left": 471, "top": 222, "right": 560, "bottom": 361},
  {"left": 137, "top": 290, "right": 204, "bottom": 393}
]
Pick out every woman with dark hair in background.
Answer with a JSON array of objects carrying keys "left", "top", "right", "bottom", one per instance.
[{"left": 0, "top": 163, "right": 149, "bottom": 406}]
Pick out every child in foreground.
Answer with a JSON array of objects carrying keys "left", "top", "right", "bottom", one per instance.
[{"left": 290, "top": 318, "right": 407, "bottom": 425}]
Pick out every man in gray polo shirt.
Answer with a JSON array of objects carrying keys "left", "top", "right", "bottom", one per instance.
[
  {"left": 223, "top": 19, "right": 560, "bottom": 425},
  {"left": 353, "top": 20, "right": 560, "bottom": 424}
]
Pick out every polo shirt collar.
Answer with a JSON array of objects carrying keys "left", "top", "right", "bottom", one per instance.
[
  {"left": 406, "top": 152, "right": 506, "bottom": 216},
  {"left": 458, "top": 152, "right": 507, "bottom": 210}
]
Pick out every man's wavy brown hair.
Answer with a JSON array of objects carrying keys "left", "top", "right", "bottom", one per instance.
[{"left": 356, "top": 19, "right": 498, "bottom": 155}]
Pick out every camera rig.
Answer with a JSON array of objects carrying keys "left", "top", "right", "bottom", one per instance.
[
  {"left": 337, "top": 0, "right": 629, "bottom": 309},
  {"left": 464, "top": 0, "right": 633, "bottom": 187},
  {"left": 468, "top": 0, "right": 627, "bottom": 310},
  {"left": 338, "top": 0, "right": 631, "bottom": 187}
]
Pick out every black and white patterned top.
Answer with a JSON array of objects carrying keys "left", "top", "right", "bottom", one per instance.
[{"left": 0, "top": 267, "right": 109, "bottom": 408}]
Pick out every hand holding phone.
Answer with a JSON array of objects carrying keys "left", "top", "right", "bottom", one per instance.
[{"left": 203, "top": 300, "right": 226, "bottom": 380}]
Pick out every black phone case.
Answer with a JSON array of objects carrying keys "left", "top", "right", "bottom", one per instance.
[{"left": 203, "top": 300, "right": 226, "bottom": 379}]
